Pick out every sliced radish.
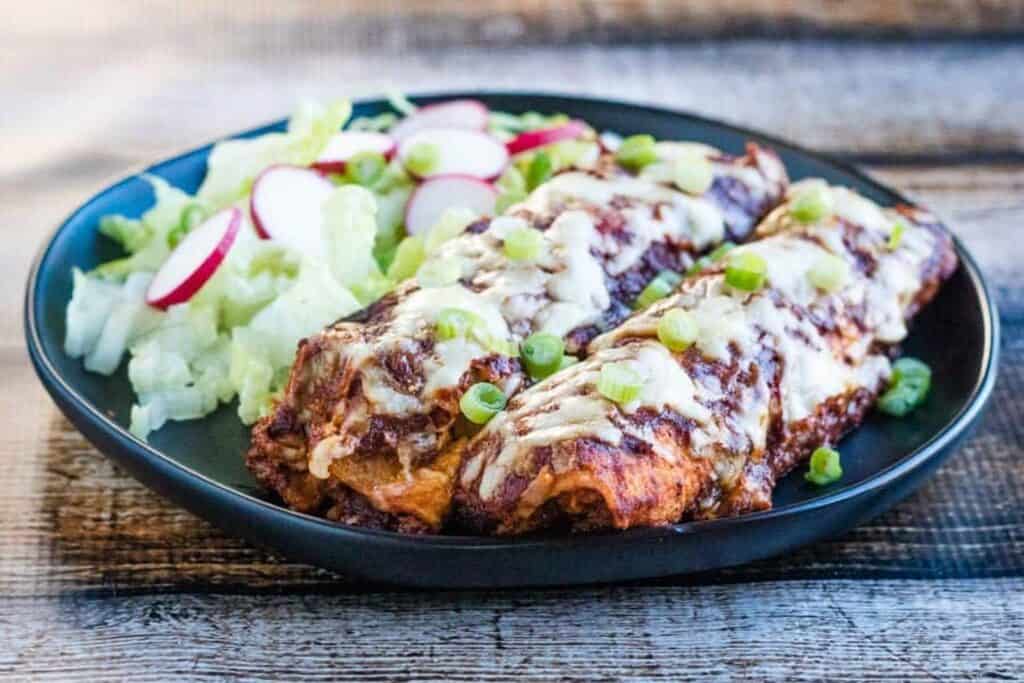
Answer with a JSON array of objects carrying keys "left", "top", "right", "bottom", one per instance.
[
  {"left": 398, "top": 128, "right": 508, "bottom": 181},
  {"left": 405, "top": 175, "right": 497, "bottom": 236},
  {"left": 390, "top": 99, "right": 489, "bottom": 141},
  {"left": 506, "top": 120, "right": 588, "bottom": 155},
  {"left": 250, "top": 165, "right": 335, "bottom": 256},
  {"left": 311, "top": 131, "right": 396, "bottom": 174},
  {"left": 146, "top": 207, "right": 241, "bottom": 309}
]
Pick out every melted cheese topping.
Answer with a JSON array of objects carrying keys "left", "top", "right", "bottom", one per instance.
[
  {"left": 465, "top": 180, "right": 940, "bottom": 505},
  {"left": 307, "top": 147, "right": 783, "bottom": 479}
]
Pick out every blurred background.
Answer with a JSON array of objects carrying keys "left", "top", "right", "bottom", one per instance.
[{"left": 6, "top": 0, "right": 1022, "bottom": 329}]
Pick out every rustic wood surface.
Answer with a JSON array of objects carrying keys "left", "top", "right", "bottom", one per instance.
[{"left": 4, "top": 3, "right": 1024, "bottom": 681}]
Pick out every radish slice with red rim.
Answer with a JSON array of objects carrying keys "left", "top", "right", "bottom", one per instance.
[
  {"left": 250, "top": 165, "right": 335, "bottom": 257},
  {"left": 506, "top": 120, "right": 588, "bottom": 155},
  {"left": 398, "top": 128, "right": 508, "bottom": 180},
  {"left": 390, "top": 99, "right": 488, "bottom": 141},
  {"left": 146, "top": 207, "right": 241, "bottom": 309},
  {"left": 311, "top": 131, "right": 396, "bottom": 174},
  {"left": 405, "top": 175, "right": 497, "bottom": 236}
]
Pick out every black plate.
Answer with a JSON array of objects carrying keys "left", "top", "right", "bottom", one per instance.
[{"left": 25, "top": 93, "right": 1000, "bottom": 587}]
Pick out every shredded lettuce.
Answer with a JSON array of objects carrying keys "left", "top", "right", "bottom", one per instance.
[
  {"left": 197, "top": 100, "right": 352, "bottom": 210},
  {"left": 70, "top": 95, "right": 558, "bottom": 440},
  {"left": 230, "top": 260, "right": 361, "bottom": 423}
]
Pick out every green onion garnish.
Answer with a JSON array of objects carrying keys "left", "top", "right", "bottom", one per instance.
[
  {"left": 520, "top": 332, "right": 565, "bottom": 380},
  {"left": 887, "top": 222, "right": 906, "bottom": 251},
  {"left": 404, "top": 142, "right": 441, "bottom": 176},
  {"left": 708, "top": 241, "right": 737, "bottom": 262},
  {"left": 416, "top": 256, "right": 462, "bottom": 288},
  {"left": 807, "top": 253, "right": 850, "bottom": 293},
  {"left": 460, "top": 382, "right": 507, "bottom": 424},
  {"left": 615, "top": 134, "right": 658, "bottom": 170},
  {"left": 634, "top": 270, "right": 683, "bottom": 309},
  {"left": 805, "top": 446, "right": 843, "bottom": 486},
  {"left": 686, "top": 242, "right": 736, "bottom": 277},
  {"left": 725, "top": 251, "right": 768, "bottom": 291},
  {"left": 526, "top": 151, "right": 554, "bottom": 191},
  {"left": 504, "top": 226, "right": 544, "bottom": 261},
  {"left": 790, "top": 187, "right": 834, "bottom": 224},
  {"left": 657, "top": 309, "right": 699, "bottom": 352},
  {"left": 686, "top": 256, "right": 711, "bottom": 277},
  {"left": 672, "top": 155, "right": 714, "bottom": 195},
  {"left": 597, "top": 362, "right": 644, "bottom": 404},
  {"left": 877, "top": 357, "right": 932, "bottom": 417},
  {"left": 387, "top": 235, "right": 426, "bottom": 282},
  {"left": 436, "top": 308, "right": 481, "bottom": 341},
  {"left": 345, "top": 151, "right": 388, "bottom": 187}
]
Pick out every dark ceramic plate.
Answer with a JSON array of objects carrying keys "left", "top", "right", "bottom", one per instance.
[{"left": 26, "top": 93, "right": 999, "bottom": 588}]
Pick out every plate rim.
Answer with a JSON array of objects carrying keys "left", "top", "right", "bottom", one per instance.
[{"left": 24, "top": 91, "right": 1001, "bottom": 552}]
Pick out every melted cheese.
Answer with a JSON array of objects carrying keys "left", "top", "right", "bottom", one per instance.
[
  {"left": 306, "top": 146, "right": 786, "bottom": 481},
  {"left": 466, "top": 179, "right": 940, "bottom": 504}
]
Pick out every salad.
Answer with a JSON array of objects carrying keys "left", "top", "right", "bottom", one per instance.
[{"left": 64, "top": 94, "right": 604, "bottom": 440}]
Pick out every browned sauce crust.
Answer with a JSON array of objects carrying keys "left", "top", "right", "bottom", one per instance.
[
  {"left": 244, "top": 144, "right": 791, "bottom": 533},
  {"left": 454, "top": 203, "right": 956, "bottom": 535}
]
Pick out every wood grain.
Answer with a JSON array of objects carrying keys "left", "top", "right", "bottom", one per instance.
[
  {"left": 4, "top": 5, "right": 1023, "bottom": 678},
  {"left": 4, "top": 580, "right": 1023, "bottom": 681},
  {"left": 10, "top": 0, "right": 1024, "bottom": 50}
]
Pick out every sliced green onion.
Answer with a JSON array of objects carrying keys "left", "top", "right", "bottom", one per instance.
[
  {"left": 504, "top": 226, "right": 544, "bottom": 261},
  {"left": 805, "top": 446, "right": 843, "bottom": 486},
  {"left": 404, "top": 142, "right": 440, "bottom": 176},
  {"left": 887, "top": 222, "right": 906, "bottom": 251},
  {"left": 672, "top": 155, "right": 714, "bottom": 195},
  {"left": 345, "top": 151, "right": 388, "bottom": 187},
  {"left": 687, "top": 242, "right": 737, "bottom": 277},
  {"left": 615, "top": 134, "right": 658, "bottom": 170},
  {"left": 526, "top": 151, "right": 554, "bottom": 191},
  {"left": 877, "top": 357, "right": 932, "bottom": 417},
  {"left": 634, "top": 270, "right": 683, "bottom": 309},
  {"left": 708, "top": 241, "right": 737, "bottom": 262},
  {"left": 436, "top": 308, "right": 481, "bottom": 341},
  {"left": 686, "top": 256, "right": 711, "bottom": 277},
  {"left": 790, "top": 187, "right": 834, "bottom": 224},
  {"left": 416, "top": 256, "right": 462, "bottom": 288},
  {"left": 387, "top": 235, "right": 426, "bottom": 282},
  {"left": 460, "top": 382, "right": 507, "bottom": 424},
  {"left": 725, "top": 251, "right": 768, "bottom": 291},
  {"left": 807, "top": 253, "right": 850, "bottom": 293},
  {"left": 558, "top": 355, "right": 579, "bottom": 370},
  {"left": 167, "top": 204, "right": 207, "bottom": 248},
  {"left": 597, "top": 362, "right": 644, "bottom": 404},
  {"left": 521, "top": 333, "right": 565, "bottom": 380},
  {"left": 657, "top": 309, "right": 699, "bottom": 352}
]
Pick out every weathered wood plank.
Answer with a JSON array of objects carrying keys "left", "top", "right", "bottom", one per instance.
[
  {"left": 3, "top": 163, "right": 1020, "bottom": 597},
  {"left": 4, "top": 41, "right": 1024, "bottom": 185},
  {"left": 3, "top": 579, "right": 1022, "bottom": 681},
  {"left": 10, "top": 0, "right": 1024, "bottom": 50}
]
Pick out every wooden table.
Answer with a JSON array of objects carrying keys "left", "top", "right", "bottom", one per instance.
[{"left": 4, "top": 4, "right": 1023, "bottom": 680}]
